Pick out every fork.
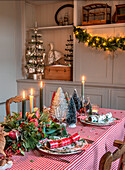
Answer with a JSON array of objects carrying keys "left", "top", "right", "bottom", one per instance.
[{"left": 33, "top": 150, "right": 70, "bottom": 163}]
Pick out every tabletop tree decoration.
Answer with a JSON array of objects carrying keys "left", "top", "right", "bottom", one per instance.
[
  {"left": 64, "top": 35, "right": 73, "bottom": 66},
  {"left": 25, "top": 28, "right": 46, "bottom": 79},
  {"left": 51, "top": 91, "right": 56, "bottom": 107},
  {"left": 65, "top": 92, "right": 70, "bottom": 105},
  {"left": 51, "top": 87, "right": 68, "bottom": 117},
  {"left": 66, "top": 97, "right": 77, "bottom": 128},
  {"left": 72, "top": 89, "right": 81, "bottom": 112}
]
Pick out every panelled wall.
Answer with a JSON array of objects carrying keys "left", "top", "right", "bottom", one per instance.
[
  {"left": 17, "top": 79, "right": 125, "bottom": 110},
  {"left": 17, "top": 0, "right": 125, "bottom": 111},
  {"left": 74, "top": 23, "right": 125, "bottom": 84}
]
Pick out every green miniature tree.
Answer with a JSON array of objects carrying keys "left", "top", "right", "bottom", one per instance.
[
  {"left": 72, "top": 89, "right": 81, "bottom": 111},
  {"left": 66, "top": 97, "right": 77, "bottom": 127}
]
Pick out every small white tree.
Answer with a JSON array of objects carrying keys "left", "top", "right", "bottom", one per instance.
[{"left": 52, "top": 87, "right": 68, "bottom": 119}]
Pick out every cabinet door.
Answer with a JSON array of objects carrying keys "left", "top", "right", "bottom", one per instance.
[
  {"left": 113, "top": 50, "right": 125, "bottom": 85},
  {"left": 85, "top": 86, "right": 109, "bottom": 108},
  {"left": 113, "top": 25, "right": 125, "bottom": 84},
  {"left": 110, "top": 89, "right": 125, "bottom": 110}
]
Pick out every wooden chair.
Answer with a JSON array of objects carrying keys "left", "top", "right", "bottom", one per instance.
[
  {"left": 6, "top": 96, "right": 36, "bottom": 116},
  {"left": 99, "top": 140, "right": 125, "bottom": 170}
]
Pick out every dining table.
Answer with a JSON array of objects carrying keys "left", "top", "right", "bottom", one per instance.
[{"left": 9, "top": 108, "right": 125, "bottom": 170}]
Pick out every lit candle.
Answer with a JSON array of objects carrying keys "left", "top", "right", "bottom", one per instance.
[
  {"left": 29, "top": 88, "right": 34, "bottom": 113},
  {"left": 81, "top": 76, "right": 85, "bottom": 107},
  {"left": 40, "top": 81, "right": 43, "bottom": 113},
  {"left": 22, "top": 91, "right": 26, "bottom": 119}
]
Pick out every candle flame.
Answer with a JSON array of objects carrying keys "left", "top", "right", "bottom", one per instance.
[
  {"left": 30, "top": 88, "right": 33, "bottom": 95},
  {"left": 23, "top": 91, "right": 25, "bottom": 99},
  {"left": 82, "top": 76, "right": 85, "bottom": 82},
  {"left": 40, "top": 81, "right": 43, "bottom": 88}
]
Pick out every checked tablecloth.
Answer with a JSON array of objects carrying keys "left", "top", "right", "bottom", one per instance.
[{"left": 10, "top": 108, "right": 125, "bottom": 170}]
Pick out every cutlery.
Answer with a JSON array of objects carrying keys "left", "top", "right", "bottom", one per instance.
[
  {"left": 33, "top": 150, "right": 70, "bottom": 163},
  {"left": 83, "top": 138, "right": 94, "bottom": 144}
]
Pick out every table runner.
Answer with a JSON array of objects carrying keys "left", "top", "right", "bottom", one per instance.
[{"left": 9, "top": 108, "right": 125, "bottom": 170}]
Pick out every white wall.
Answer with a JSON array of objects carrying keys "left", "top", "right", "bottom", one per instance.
[{"left": 0, "top": 1, "right": 23, "bottom": 122}]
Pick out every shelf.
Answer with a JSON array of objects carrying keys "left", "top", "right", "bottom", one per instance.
[
  {"left": 79, "top": 22, "right": 125, "bottom": 29},
  {"left": 28, "top": 25, "right": 73, "bottom": 31}
]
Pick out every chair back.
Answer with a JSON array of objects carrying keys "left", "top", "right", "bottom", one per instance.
[
  {"left": 99, "top": 140, "right": 125, "bottom": 170},
  {"left": 6, "top": 96, "right": 36, "bottom": 116}
]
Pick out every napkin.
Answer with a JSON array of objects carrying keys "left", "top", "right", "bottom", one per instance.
[
  {"left": 78, "top": 116, "right": 87, "bottom": 120},
  {"left": 110, "top": 119, "right": 122, "bottom": 124}
]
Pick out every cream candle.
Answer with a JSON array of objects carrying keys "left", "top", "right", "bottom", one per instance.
[
  {"left": 29, "top": 88, "right": 34, "bottom": 113},
  {"left": 40, "top": 81, "right": 43, "bottom": 113},
  {"left": 81, "top": 76, "right": 85, "bottom": 107}
]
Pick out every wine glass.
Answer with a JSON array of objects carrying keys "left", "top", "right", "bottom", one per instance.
[{"left": 54, "top": 107, "right": 67, "bottom": 135}]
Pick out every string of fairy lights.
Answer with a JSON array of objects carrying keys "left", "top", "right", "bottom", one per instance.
[{"left": 73, "top": 26, "right": 125, "bottom": 52}]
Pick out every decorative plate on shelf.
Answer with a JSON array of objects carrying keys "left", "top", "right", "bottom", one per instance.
[
  {"left": 80, "top": 117, "right": 117, "bottom": 126},
  {"left": 37, "top": 136, "right": 88, "bottom": 155}
]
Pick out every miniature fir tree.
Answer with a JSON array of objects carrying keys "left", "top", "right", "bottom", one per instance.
[
  {"left": 72, "top": 89, "right": 81, "bottom": 111},
  {"left": 51, "top": 91, "right": 55, "bottom": 107},
  {"left": 25, "top": 28, "right": 46, "bottom": 79},
  {"left": 66, "top": 97, "right": 77, "bottom": 127},
  {"left": 65, "top": 92, "right": 70, "bottom": 105},
  {"left": 89, "top": 104, "right": 92, "bottom": 115},
  {"left": 64, "top": 35, "right": 73, "bottom": 66},
  {"left": 52, "top": 87, "right": 68, "bottom": 116}
]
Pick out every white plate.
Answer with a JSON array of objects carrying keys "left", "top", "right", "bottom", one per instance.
[
  {"left": 80, "top": 117, "right": 117, "bottom": 126},
  {"left": 37, "top": 137, "right": 88, "bottom": 155}
]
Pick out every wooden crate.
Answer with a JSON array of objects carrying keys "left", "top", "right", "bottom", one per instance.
[
  {"left": 82, "top": 3, "right": 111, "bottom": 26},
  {"left": 44, "top": 65, "right": 72, "bottom": 81},
  {"left": 115, "top": 4, "right": 125, "bottom": 23}
]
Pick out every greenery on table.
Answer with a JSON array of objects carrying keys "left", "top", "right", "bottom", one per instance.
[
  {"left": 1, "top": 108, "right": 64, "bottom": 155},
  {"left": 73, "top": 26, "right": 125, "bottom": 52}
]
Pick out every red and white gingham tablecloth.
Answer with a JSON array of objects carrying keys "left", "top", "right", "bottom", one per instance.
[{"left": 10, "top": 108, "right": 125, "bottom": 170}]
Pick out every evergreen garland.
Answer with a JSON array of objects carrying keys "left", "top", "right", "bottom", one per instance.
[{"left": 73, "top": 26, "right": 125, "bottom": 52}]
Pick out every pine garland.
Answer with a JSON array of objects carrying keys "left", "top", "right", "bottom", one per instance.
[{"left": 73, "top": 26, "right": 125, "bottom": 52}]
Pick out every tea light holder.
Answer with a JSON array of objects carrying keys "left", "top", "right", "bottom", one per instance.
[{"left": 92, "top": 104, "right": 99, "bottom": 114}]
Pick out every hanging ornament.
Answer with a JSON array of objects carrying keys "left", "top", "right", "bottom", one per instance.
[
  {"left": 27, "top": 50, "right": 31, "bottom": 55},
  {"left": 29, "top": 59, "right": 33, "bottom": 63},
  {"left": 37, "top": 67, "right": 41, "bottom": 73},
  {"left": 29, "top": 68, "right": 33, "bottom": 73},
  {"left": 41, "top": 67, "right": 44, "bottom": 74},
  {"left": 32, "top": 67, "right": 35, "bottom": 73}
]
